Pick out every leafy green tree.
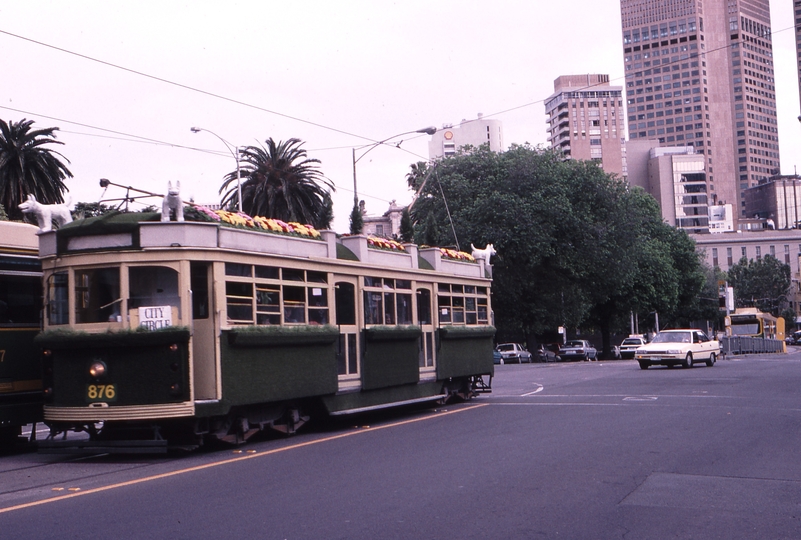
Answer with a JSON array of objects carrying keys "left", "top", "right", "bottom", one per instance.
[
  {"left": 349, "top": 202, "right": 363, "bottom": 235},
  {"left": 409, "top": 143, "right": 706, "bottom": 354},
  {"left": 726, "top": 255, "right": 791, "bottom": 316},
  {"left": 0, "top": 118, "right": 72, "bottom": 221},
  {"left": 399, "top": 207, "right": 414, "bottom": 243},
  {"left": 73, "top": 201, "right": 115, "bottom": 219},
  {"left": 318, "top": 192, "right": 334, "bottom": 230},
  {"left": 220, "top": 138, "right": 333, "bottom": 227}
]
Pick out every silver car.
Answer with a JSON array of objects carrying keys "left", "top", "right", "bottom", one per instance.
[
  {"left": 559, "top": 340, "right": 598, "bottom": 361},
  {"left": 495, "top": 343, "right": 532, "bottom": 364}
]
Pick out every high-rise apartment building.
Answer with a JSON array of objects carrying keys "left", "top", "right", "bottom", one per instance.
[
  {"left": 620, "top": 0, "right": 780, "bottom": 222},
  {"left": 544, "top": 74, "right": 627, "bottom": 178}
]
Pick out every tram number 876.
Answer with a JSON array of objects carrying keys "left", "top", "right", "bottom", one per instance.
[{"left": 86, "top": 384, "right": 117, "bottom": 402}]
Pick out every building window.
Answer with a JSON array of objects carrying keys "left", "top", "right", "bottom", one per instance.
[
  {"left": 742, "top": 247, "right": 747, "bottom": 259},
  {"left": 712, "top": 248, "right": 718, "bottom": 267},
  {"left": 727, "top": 247, "right": 733, "bottom": 267},
  {"left": 756, "top": 246, "right": 761, "bottom": 260},
  {"left": 785, "top": 245, "right": 790, "bottom": 264}
]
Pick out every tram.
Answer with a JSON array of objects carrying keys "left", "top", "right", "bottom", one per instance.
[
  {"left": 0, "top": 221, "right": 43, "bottom": 447},
  {"left": 727, "top": 307, "right": 783, "bottom": 339},
  {"left": 36, "top": 208, "right": 495, "bottom": 452}
]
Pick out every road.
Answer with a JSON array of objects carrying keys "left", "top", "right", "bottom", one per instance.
[{"left": 2, "top": 352, "right": 801, "bottom": 539}]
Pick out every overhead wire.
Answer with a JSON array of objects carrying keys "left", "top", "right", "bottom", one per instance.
[{"left": 0, "top": 21, "right": 796, "bottom": 208}]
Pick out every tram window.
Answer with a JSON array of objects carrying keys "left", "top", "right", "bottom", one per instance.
[
  {"left": 383, "top": 293, "right": 396, "bottom": 324},
  {"left": 396, "top": 279, "right": 411, "bottom": 290},
  {"left": 307, "top": 271, "right": 328, "bottom": 284},
  {"left": 308, "top": 287, "right": 329, "bottom": 324},
  {"left": 364, "top": 276, "right": 382, "bottom": 287},
  {"left": 226, "top": 282, "right": 253, "bottom": 323},
  {"left": 438, "top": 296, "right": 452, "bottom": 323},
  {"left": 452, "top": 297, "right": 465, "bottom": 323},
  {"left": 75, "top": 268, "right": 121, "bottom": 324},
  {"left": 438, "top": 284, "right": 489, "bottom": 326},
  {"left": 256, "top": 284, "right": 280, "bottom": 325},
  {"left": 0, "top": 275, "right": 40, "bottom": 325},
  {"left": 48, "top": 272, "right": 68, "bottom": 325},
  {"left": 383, "top": 279, "right": 394, "bottom": 290},
  {"left": 225, "top": 263, "right": 252, "bottom": 277},
  {"left": 128, "top": 267, "right": 180, "bottom": 316},
  {"left": 283, "top": 269, "right": 305, "bottom": 282},
  {"left": 465, "top": 297, "right": 477, "bottom": 325},
  {"left": 477, "top": 298, "right": 488, "bottom": 324},
  {"left": 283, "top": 286, "right": 306, "bottom": 323},
  {"left": 438, "top": 283, "right": 450, "bottom": 292},
  {"left": 416, "top": 289, "right": 432, "bottom": 325},
  {"left": 335, "top": 282, "right": 356, "bottom": 325},
  {"left": 255, "top": 265, "right": 279, "bottom": 279},
  {"left": 364, "top": 291, "right": 383, "bottom": 325},
  {"left": 190, "top": 263, "right": 210, "bottom": 319},
  {"left": 397, "top": 293, "right": 413, "bottom": 325}
]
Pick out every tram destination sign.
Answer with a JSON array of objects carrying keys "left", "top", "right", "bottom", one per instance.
[{"left": 138, "top": 306, "right": 173, "bottom": 330}]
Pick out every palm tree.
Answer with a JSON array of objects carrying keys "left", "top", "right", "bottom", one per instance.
[
  {"left": 0, "top": 118, "right": 72, "bottom": 221},
  {"left": 219, "top": 138, "right": 333, "bottom": 227}
]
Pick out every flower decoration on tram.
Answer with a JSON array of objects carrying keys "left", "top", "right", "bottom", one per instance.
[
  {"left": 439, "top": 248, "right": 476, "bottom": 262},
  {"left": 367, "top": 236, "right": 406, "bottom": 252},
  {"left": 188, "top": 206, "right": 322, "bottom": 240}
]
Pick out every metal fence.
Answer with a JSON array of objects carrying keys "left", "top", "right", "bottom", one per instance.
[{"left": 720, "top": 336, "right": 784, "bottom": 356}]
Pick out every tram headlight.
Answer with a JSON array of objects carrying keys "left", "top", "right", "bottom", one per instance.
[{"left": 89, "top": 361, "right": 107, "bottom": 378}]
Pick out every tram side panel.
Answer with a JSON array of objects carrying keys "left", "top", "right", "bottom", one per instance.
[
  {"left": 437, "top": 326, "right": 496, "bottom": 379},
  {"left": 219, "top": 327, "right": 339, "bottom": 406},
  {"left": 0, "top": 328, "right": 43, "bottom": 437}
]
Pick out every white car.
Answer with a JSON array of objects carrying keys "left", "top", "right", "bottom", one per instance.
[
  {"left": 619, "top": 335, "right": 647, "bottom": 359},
  {"left": 635, "top": 329, "right": 719, "bottom": 370}
]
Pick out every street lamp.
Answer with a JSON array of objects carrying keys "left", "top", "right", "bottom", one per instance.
[
  {"left": 352, "top": 126, "right": 437, "bottom": 205},
  {"left": 190, "top": 127, "right": 243, "bottom": 212}
]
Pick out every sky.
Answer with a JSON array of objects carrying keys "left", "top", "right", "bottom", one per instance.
[{"left": 1, "top": 1, "right": 799, "bottom": 233}]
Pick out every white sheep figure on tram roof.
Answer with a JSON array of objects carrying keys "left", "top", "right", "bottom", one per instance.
[{"left": 470, "top": 243, "right": 496, "bottom": 263}]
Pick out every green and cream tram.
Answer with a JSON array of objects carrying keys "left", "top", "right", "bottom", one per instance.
[
  {"left": 36, "top": 210, "right": 494, "bottom": 452},
  {"left": 0, "top": 221, "right": 43, "bottom": 446}
]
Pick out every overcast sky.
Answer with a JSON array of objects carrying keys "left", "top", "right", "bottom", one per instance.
[{"left": 2, "top": 1, "right": 799, "bottom": 232}]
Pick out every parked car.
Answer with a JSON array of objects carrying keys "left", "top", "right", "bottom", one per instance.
[
  {"left": 493, "top": 349, "right": 503, "bottom": 364},
  {"left": 495, "top": 343, "right": 533, "bottom": 364},
  {"left": 619, "top": 335, "right": 647, "bottom": 359},
  {"left": 559, "top": 340, "right": 598, "bottom": 361},
  {"left": 634, "top": 329, "right": 719, "bottom": 369},
  {"left": 535, "top": 343, "right": 560, "bottom": 363}
]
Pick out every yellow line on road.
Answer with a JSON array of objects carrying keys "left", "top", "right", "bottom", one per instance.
[{"left": 0, "top": 403, "right": 487, "bottom": 515}]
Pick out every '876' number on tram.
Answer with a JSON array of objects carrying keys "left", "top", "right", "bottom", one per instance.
[{"left": 86, "top": 384, "right": 117, "bottom": 402}]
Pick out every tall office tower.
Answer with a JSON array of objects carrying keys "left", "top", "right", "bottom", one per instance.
[
  {"left": 796, "top": 0, "right": 801, "bottom": 112},
  {"left": 428, "top": 113, "right": 504, "bottom": 159},
  {"left": 620, "top": 0, "right": 779, "bottom": 221},
  {"left": 545, "top": 74, "right": 627, "bottom": 178}
]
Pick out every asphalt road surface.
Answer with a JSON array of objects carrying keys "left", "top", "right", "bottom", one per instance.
[{"left": 2, "top": 352, "right": 801, "bottom": 539}]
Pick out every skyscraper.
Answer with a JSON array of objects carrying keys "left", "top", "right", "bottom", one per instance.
[
  {"left": 545, "top": 74, "right": 627, "bottom": 178},
  {"left": 620, "top": 0, "right": 779, "bottom": 221},
  {"left": 795, "top": 0, "right": 801, "bottom": 114}
]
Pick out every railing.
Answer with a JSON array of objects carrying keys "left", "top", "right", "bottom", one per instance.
[{"left": 720, "top": 336, "right": 784, "bottom": 356}]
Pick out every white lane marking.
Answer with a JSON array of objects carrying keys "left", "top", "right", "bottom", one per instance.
[
  {"left": 623, "top": 396, "right": 658, "bottom": 402},
  {"left": 521, "top": 383, "right": 544, "bottom": 397}
]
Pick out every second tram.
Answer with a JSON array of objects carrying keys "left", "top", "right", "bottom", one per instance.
[{"left": 0, "top": 221, "right": 43, "bottom": 447}]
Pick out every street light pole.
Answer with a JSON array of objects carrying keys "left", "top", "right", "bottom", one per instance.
[
  {"left": 351, "top": 126, "right": 437, "bottom": 206},
  {"left": 191, "top": 127, "right": 243, "bottom": 213}
]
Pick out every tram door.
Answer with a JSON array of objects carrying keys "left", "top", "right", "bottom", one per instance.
[
  {"left": 190, "top": 262, "right": 217, "bottom": 400},
  {"left": 417, "top": 286, "right": 436, "bottom": 381},
  {"left": 334, "top": 278, "right": 360, "bottom": 391}
]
